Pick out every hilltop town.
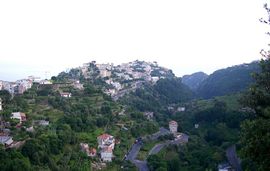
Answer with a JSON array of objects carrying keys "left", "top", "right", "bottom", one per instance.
[
  {"left": 78, "top": 60, "right": 175, "bottom": 100},
  {"left": 0, "top": 60, "right": 174, "bottom": 100}
]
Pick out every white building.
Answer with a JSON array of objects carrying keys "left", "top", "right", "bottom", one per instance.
[
  {"left": 144, "top": 112, "right": 154, "bottom": 120},
  {"left": 100, "top": 70, "right": 111, "bottom": 78},
  {"left": 0, "top": 98, "right": 2, "bottom": 111},
  {"left": 97, "top": 133, "right": 115, "bottom": 162},
  {"left": 38, "top": 120, "right": 50, "bottom": 126},
  {"left": 0, "top": 136, "right": 13, "bottom": 146},
  {"left": 97, "top": 133, "right": 115, "bottom": 150},
  {"left": 151, "top": 77, "right": 160, "bottom": 83},
  {"left": 40, "top": 79, "right": 52, "bottom": 85},
  {"left": 3, "top": 82, "right": 16, "bottom": 95},
  {"left": 60, "top": 92, "right": 72, "bottom": 98},
  {"left": 218, "top": 163, "right": 233, "bottom": 171},
  {"left": 169, "top": 120, "right": 178, "bottom": 134},
  {"left": 105, "top": 89, "right": 116, "bottom": 96},
  {"left": 100, "top": 147, "right": 113, "bottom": 162},
  {"left": 177, "top": 107, "right": 186, "bottom": 112},
  {"left": 11, "top": 112, "right": 27, "bottom": 123},
  {"left": 28, "top": 76, "right": 41, "bottom": 83},
  {"left": 111, "top": 82, "right": 122, "bottom": 90},
  {"left": 16, "top": 79, "right": 33, "bottom": 94}
]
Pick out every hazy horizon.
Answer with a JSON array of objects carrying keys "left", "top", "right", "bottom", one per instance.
[{"left": 0, "top": 0, "right": 269, "bottom": 81}]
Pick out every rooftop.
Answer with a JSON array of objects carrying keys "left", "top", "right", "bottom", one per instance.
[
  {"left": 169, "top": 120, "right": 178, "bottom": 125},
  {"left": 98, "top": 133, "right": 113, "bottom": 140}
]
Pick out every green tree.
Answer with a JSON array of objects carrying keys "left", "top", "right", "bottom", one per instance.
[
  {"left": 240, "top": 4, "right": 270, "bottom": 170},
  {"left": 0, "top": 90, "right": 11, "bottom": 104}
]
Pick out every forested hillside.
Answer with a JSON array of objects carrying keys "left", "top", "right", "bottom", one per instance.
[
  {"left": 182, "top": 72, "right": 208, "bottom": 91},
  {"left": 196, "top": 61, "right": 260, "bottom": 99}
]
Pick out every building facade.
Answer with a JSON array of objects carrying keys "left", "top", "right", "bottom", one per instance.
[
  {"left": 169, "top": 120, "right": 178, "bottom": 134},
  {"left": 0, "top": 98, "right": 2, "bottom": 111}
]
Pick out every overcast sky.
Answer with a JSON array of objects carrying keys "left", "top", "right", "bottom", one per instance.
[{"left": 0, "top": 0, "right": 269, "bottom": 81}]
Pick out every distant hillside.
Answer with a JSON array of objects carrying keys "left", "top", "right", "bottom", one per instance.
[
  {"left": 196, "top": 61, "right": 260, "bottom": 99},
  {"left": 182, "top": 72, "right": 208, "bottom": 91},
  {"left": 120, "top": 78, "right": 193, "bottom": 112}
]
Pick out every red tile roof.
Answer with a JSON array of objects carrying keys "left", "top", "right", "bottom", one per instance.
[
  {"left": 98, "top": 133, "right": 112, "bottom": 140},
  {"left": 169, "top": 120, "right": 178, "bottom": 125}
]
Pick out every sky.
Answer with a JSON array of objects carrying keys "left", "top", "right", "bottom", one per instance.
[{"left": 0, "top": 0, "right": 269, "bottom": 81}]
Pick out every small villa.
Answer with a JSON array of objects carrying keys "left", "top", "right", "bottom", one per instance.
[
  {"left": 60, "top": 92, "right": 72, "bottom": 98},
  {"left": 97, "top": 133, "right": 115, "bottom": 162},
  {"left": 10, "top": 112, "right": 27, "bottom": 123},
  {"left": 0, "top": 136, "right": 13, "bottom": 146},
  {"left": 169, "top": 120, "right": 178, "bottom": 134}
]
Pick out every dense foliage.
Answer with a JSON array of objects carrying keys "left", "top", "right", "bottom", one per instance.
[
  {"left": 146, "top": 96, "right": 248, "bottom": 170},
  {"left": 120, "top": 78, "right": 193, "bottom": 112},
  {"left": 240, "top": 59, "right": 270, "bottom": 170}
]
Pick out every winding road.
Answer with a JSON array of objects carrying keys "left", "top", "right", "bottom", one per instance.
[
  {"left": 226, "top": 145, "right": 242, "bottom": 171},
  {"left": 125, "top": 128, "right": 189, "bottom": 171}
]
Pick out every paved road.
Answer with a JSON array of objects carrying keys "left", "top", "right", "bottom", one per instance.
[
  {"left": 125, "top": 129, "right": 189, "bottom": 171},
  {"left": 126, "top": 142, "right": 143, "bottom": 161},
  {"left": 226, "top": 145, "right": 242, "bottom": 171},
  {"left": 125, "top": 128, "right": 170, "bottom": 171},
  {"left": 147, "top": 127, "right": 171, "bottom": 141},
  {"left": 133, "top": 160, "right": 149, "bottom": 171},
  {"left": 125, "top": 142, "right": 149, "bottom": 171},
  {"left": 149, "top": 133, "right": 189, "bottom": 155}
]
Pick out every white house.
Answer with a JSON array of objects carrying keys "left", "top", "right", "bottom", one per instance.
[
  {"left": 218, "top": 163, "right": 233, "bottom": 171},
  {"left": 177, "top": 107, "right": 186, "bottom": 112},
  {"left": 0, "top": 98, "right": 2, "bottom": 111},
  {"left": 11, "top": 112, "right": 27, "bottom": 123},
  {"left": 97, "top": 133, "right": 115, "bottom": 150},
  {"left": 100, "top": 146, "right": 113, "bottom": 162},
  {"left": 111, "top": 82, "right": 122, "bottom": 90},
  {"left": 100, "top": 70, "right": 112, "bottom": 78},
  {"left": 144, "top": 112, "right": 154, "bottom": 120},
  {"left": 169, "top": 120, "right": 178, "bottom": 134},
  {"left": 97, "top": 133, "right": 115, "bottom": 162},
  {"left": 60, "top": 92, "right": 72, "bottom": 98},
  {"left": 151, "top": 77, "right": 160, "bottom": 83},
  {"left": 39, "top": 120, "right": 49, "bottom": 126},
  {"left": 0, "top": 136, "right": 13, "bottom": 146},
  {"left": 40, "top": 79, "right": 52, "bottom": 85}
]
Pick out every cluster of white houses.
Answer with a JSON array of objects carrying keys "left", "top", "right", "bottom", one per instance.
[
  {"left": 0, "top": 110, "right": 50, "bottom": 147},
  {"left": 0, "top": 79, "right": 33, "bottom": 95},
  {"left": 0, "top": 76, "right": 54, "bottom": 96},
  {"left": 0, "top": 112, "right": 27, "bottom": 147},
  {"left": 79, "top": 61, "right": 171, "bottom": 97}
]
